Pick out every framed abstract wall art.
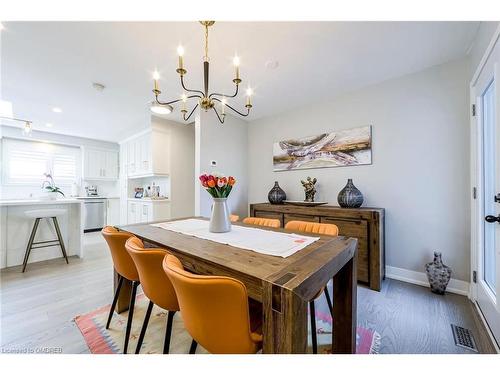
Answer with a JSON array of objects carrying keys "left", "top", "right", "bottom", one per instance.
[{"left": 272, "top": 125, "right": 372, "bottom": 171}]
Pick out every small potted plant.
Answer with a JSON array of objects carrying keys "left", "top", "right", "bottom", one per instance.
[
  {"left": 199, "top": 173, "right": 236, "bottom": 233},
  {"left": 41, "top": 173, "right": 65, "bottom": 200}
]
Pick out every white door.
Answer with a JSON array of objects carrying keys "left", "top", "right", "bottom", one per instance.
[{"left": 472, "top": 33, "right": 500, "bottom": 347}]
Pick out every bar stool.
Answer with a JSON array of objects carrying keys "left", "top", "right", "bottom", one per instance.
[{"left": 22, "top": 208, "right": 69, "bottom": 272}]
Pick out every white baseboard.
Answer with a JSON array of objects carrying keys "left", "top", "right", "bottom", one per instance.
[{"left": 386, "top": 266, "right": 470, "bottom": 296}]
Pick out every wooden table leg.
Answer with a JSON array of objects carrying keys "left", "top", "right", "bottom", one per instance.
[
  {"left": 262, "top": 281, "right": 308, "bottom": 353},
  {"left": 332, "top": 254, "right": 357, "bottom": 354},
  {"left": 113, "top": 269, "right": 132, "bottom": 313}
]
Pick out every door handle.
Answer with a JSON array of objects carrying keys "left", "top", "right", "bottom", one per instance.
[
  {"left": 485, "top": 215, "right": 500, "bottom": 223},
  {"left": 495, "top": 193, "right": 500, "bottom": 203}
]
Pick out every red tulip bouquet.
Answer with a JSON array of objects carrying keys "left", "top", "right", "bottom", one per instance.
[{"left": 199, "top": 173, "right": 236, "bottom": 198}]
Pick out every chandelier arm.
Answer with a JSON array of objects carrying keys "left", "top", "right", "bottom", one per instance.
[
  {"left": 212, "top": 97, "right": 250, "bottom": 117},
  {"left": 209, "top": 83, "right": 239, "bottom": 99},
  {"left": 155, "top": 94, "right": 201, "bottom": 106},
  {"left": 180, "top": 75, "right": 205, "bottom": 96},
  {"left": 212, "top": 106, "right": 225, "bottom": 124},
  {"left": 183, "top": 103, "right": 199, "bottom": 122}
]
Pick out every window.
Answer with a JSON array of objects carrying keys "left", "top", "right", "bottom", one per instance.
[{"left": 2, "top": 138, "right": 81, "bottom": 185}]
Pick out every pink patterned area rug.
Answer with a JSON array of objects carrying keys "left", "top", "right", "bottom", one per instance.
[{"left": 75, "top": 296, "right": 380, "bottom": 354}]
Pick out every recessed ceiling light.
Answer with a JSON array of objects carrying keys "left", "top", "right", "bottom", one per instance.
[
  {"left": 52, "top": 107, "right": 62, "bottom": 113},
  {"left": 45, "top": 123, "right": 53, "bottom": 128}
]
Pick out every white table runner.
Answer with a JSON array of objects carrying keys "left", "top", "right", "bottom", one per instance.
[{"left": 151, "top": 218, "right": 320, "bottom": 258}]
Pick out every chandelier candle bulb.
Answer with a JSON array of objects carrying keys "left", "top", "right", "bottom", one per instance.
[
  {"left": 177, "top": 45, "right": 185, "bottom": 71},
  {"left": 153, "top": 71, "right": 160, "bottom": 92},
  {"left": 233, "top": 56, "right": 240, "bottom": 81}
]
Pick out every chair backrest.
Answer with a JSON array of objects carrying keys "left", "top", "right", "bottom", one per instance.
[
  {"left": 101, "top": 226, "right": 139, "bottom": 281},
  {"left": 162, "top": 254, "right": 261, "bottom": 354},
  {"left": 230, "top": 214, "right": 240, "bottom": 222},
  {"left": 125, "top": 237, "right": 179, "bottom": 312},
  {"left": 284, "top": 220, "right": 339, "bottom": 236},
  {"left": 242, "top": 217, "right": 281, "bottom": 228}
]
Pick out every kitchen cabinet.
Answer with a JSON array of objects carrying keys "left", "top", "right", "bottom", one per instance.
[
  {"left": 106, "top": 198, "right": 120, "bottom": 226},
  {"left": 127, "top": 199, "right": 170, "bottom": 224},
  {"left": 123, "top": 129, "right": 169, "bottom": 178},
  {"left": 83, "top": 148, "right": 119, "bottom": 180}
]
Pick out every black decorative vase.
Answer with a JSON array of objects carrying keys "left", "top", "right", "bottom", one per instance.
[
  {"left": 337, "top": 179, "right": 364, "bottom": 208},
  {"left": 268, "top": 181, "right": 286, "bottom": 204},
  {"left": 425, "top": 252, "right": 452, "bottom": 295}
]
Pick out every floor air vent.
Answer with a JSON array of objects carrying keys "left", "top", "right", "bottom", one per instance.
[{"left": 451, "top": 324, "right": 478, "bottom": 352}]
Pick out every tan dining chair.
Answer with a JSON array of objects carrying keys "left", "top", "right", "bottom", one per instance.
[
  {"left": 163, "top": 254, "right": 263, "bottom": 354},
  {"left": 125, "top": 237, "right": 181, "bottom": 354},
  {"left": 101, "top": 226, "right": 140, "bottom": 354},
  {"left": 242, "top": 216, "right": 281, "bottom": 228},
  {"left": 230, "top": 214, "right": 240, "bottom": 222},
  {"left": 284, "top": 220, "right": 339, "bottom": 354}
]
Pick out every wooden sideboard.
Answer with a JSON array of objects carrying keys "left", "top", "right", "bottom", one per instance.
[{"left": 250, "top": 203, "right": 385, "bottom": 291}]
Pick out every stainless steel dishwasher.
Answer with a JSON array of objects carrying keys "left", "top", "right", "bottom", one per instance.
[{"left": 82, "top": 199, "right": 107, "bottom": 232}]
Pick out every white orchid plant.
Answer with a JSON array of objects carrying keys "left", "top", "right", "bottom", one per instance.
[{"left": 41, "top": 172, "right": 65, "bottom": 197}]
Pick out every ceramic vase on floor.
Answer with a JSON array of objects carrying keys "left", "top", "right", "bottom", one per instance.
[
  {"left": 268, "top": 181, "right": 286, "bottom": 204},
  {"left": 337, "top": 179, "right": 364, "bottom": 208},
  {"left": 209, "top": 198, "right": 231, "bottom": 233},
  {"left": 425, "top": 252, "right": 452, "bottom": 294}
]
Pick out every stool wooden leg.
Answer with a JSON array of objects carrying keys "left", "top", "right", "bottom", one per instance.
[
  {"left": 22, "top": 218, "right": 40, "bottom": 273},
  {"left": 135, "top": 300, "right": 154, "bottom": 354},
  {"left": 163, "top": 310, "right": 176, "bottom": 354},
  {"left": 106, "top": 275, "right": 124, "bottom": 329},
  {"left": 123, "top": 281, "right": 139, "bottom": 354},
  {"left": 52, "top": 217, "right": 69, "bottom": 264},
  {"left": 310, "top": 300, "right": 318, "bottom": 354},
  {"left": 189, "top": 339, "right": 198, "bottom": 354},
  {"left": 324, "top": 287, "right": 333, "bottom": 318}
]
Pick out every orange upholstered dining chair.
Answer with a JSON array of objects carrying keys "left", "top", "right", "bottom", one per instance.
[
  {"left": 284, "top": 220, "right": 339, "bottom": 354},
  {"left": 162, "top": 254, "right": 263, "bottom": 354},
  {"left": 101, "top": 226, "right": 140, "bottom": 354},
  {"left": 242, "top": 216, "right": 281, "bottom": 228},
  {"left": 230, "top": 214, "right": 240, "bottom": 222},
  {"left": 125, "top": 237, "right": 180, "bottom": 354}
]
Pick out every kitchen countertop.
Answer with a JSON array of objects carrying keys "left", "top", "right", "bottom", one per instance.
[
  {"left": 75, "top": 196, "right": 120, "bottom": 200},
  {"left": 127, "top": 197, "right": 170, "bottom": 202},
  {"left": 0, "top": 198, "right": 83, "bottom": 207}
]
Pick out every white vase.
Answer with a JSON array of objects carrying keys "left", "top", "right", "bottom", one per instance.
[{"left": 209, "top": 198, "right": 231, "bottom": 233}]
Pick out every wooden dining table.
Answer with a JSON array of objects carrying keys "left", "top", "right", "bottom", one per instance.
[{"left": 115, "top": 217, "right": 358, "bottom": 354}]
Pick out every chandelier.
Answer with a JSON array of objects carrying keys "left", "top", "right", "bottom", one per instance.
[{"left": 150, "top": 21, "right": 253, "bottom": 124}]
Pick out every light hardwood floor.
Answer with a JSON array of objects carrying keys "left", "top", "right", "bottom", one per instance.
[{"left": 0, "top": 232, "right": 495, "bottom": 354}]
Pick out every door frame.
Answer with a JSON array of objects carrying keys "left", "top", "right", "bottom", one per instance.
[{"left": 470, "top": 24, "right": 500, "bottom": 352}]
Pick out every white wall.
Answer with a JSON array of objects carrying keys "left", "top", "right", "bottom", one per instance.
[
  {"left": 195, "top": 111, "right": 248, "bottom": 219},
  {"left": 468, "top": 22, "right": 500, "bottom": 79},
  {"left": 0, "top": 125, "right": 119, "bottom": 199},
  {"left": 247, "top": 59, "right": 470, "bottom": 282},
  {"left": 151, "top": 116, "right": 195, "bottom": 218}
]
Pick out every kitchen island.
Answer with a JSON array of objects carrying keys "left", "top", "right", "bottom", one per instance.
[{"left": 0, "top": 199, "right": 84, "bottom": 269}]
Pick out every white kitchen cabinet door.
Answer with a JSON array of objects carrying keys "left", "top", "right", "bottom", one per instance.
[
  {"left": 141, "top": 202, "right": 153, "bottom": 223},
  {"left": 127, "top": 201, "right": 139, "bottom": 224},
  {"left": 104, "top": 151, "right": 119, "bottom": 179},
  {"left": 84, "top": 149, "right": 105, "bottom": 179},
  {"left": 141, "top": 135, "right": 152, "bottom": 174},
  {"left": 106, "top": 199, "right": 120, "bottom": 226},
  {"left": 135, "top": 137, "right": 143, "bottom": 175},
  {"left": 127, "top": 141, "right": 136, "bottom": 176}
]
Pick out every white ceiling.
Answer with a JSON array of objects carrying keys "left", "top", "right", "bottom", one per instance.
[{"left": 1, "top": 21, "right": 479, "bottom": 142}]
